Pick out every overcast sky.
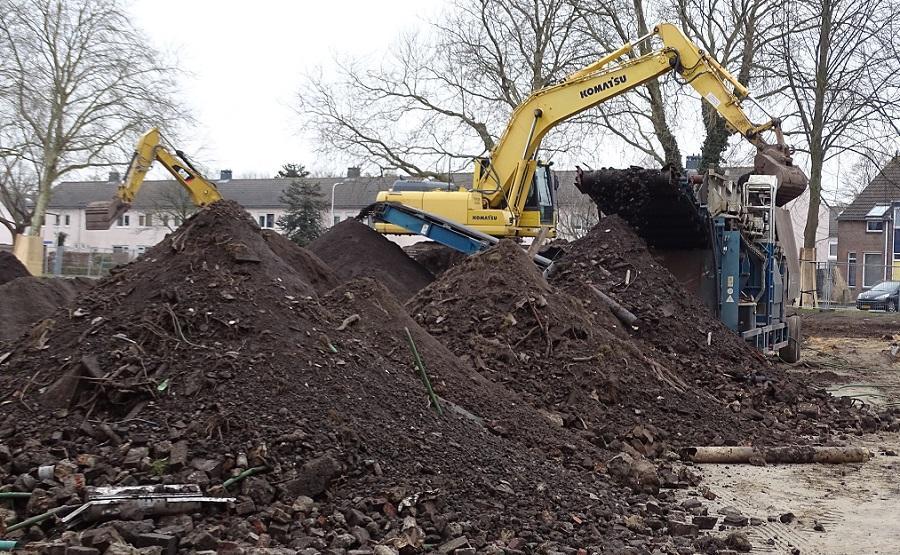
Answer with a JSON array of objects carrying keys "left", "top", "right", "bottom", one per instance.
[
  {"left": 128, "top": 1, "right": 847, "bottom": 193},
  {"left": 130, "top": 0, "right": 446, "bottom": 178}
]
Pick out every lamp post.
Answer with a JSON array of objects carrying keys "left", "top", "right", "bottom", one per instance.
[{"left": 330, "top": 181, "right": 344, "bottom": 227}]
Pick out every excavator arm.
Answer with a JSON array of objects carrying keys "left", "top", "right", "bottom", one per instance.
[
  {"left": 85, "top": 128, "right": 223, "bottom": 230},
  {"left": 476, "top": 22, "right": 806, "bottom": 215}
]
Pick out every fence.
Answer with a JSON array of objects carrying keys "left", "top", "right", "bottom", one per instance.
[
  {"left": 801, "top": 260, "right": 900, "bottom": 308},
  {"left": 43, "top": 246, "right": 135, "bottom": 278}
]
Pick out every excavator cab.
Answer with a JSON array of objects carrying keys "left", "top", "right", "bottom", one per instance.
[{"left": 523, "top": 163, "right": 556, "bottom": 226}]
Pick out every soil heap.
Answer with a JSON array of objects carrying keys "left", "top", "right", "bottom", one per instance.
[
  {"left": 0, "top": 276, "right": 93, "bottom": 342},
  {"left": 0, "top": 202, "right": 722, "bottom": 554},
  {"left": 308, "top": 219, "right": 433, "bottom": 301},
  {"left": 410, "top": 235, "right": 872, "bottom": 454},
  {"left": 0, "top": 251, "right": 30, "bottom": 285}
]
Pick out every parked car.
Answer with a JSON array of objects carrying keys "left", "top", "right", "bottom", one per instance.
[{"left": 856, "top": 281, "right": 900, "bottom": 311}]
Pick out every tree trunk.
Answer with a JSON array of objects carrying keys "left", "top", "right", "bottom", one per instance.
[
  {"left": 28, "top": 171, "right": 53, "bottom": 236},
  {"left": 804, "top": 148, "right": 823, "bottom": 249},
  {"left": 699, "top": 105, "right": 730, "bottom": 171},
  {"left": 633, "top": 0, "right": 682, "bottom": 170}
]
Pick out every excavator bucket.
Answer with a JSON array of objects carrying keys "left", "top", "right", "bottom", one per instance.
[
  {"left": 85, "top": 198, "right": 130, "bottom": 230},
  {"left": 753, "top": 145, "right": 809, "bottom": 206}
]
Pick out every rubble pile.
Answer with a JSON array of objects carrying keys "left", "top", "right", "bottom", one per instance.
[
  {"left": 0, "top": 251, "right": 30, "bottom": 285},
  {"left": 1, "top": 201, "right": 740, "bottom": 554},
  {"left": 0, "top": 202, "right": 889, "bottom": 553},
  {"left": 410, "top": 233, "right": 874, "bottom": 453},
  {"left": 309, "top": 220, "right": 434, "bottom": 301}
]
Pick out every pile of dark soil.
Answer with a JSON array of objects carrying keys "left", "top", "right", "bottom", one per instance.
[
  {"left": 411, "top": 234, "right": 872, "bottom": 455},
  {"left": 403, "top": 241, "right": 466, "bottom": 276},
  {"left": 261, "top": 229, "right": 340, "bottom": 295},
  {"left": 0, "top": 251, "right": 30, "bottom": 285},
  {"left": 0, "top": 202, "right": 721, "bottom": 554},
  {"left": 0, "top": 276, "right": 93, "bottom": 342},
  {"left": 309, "top": 219, "right": 433, "bottom": 301}
]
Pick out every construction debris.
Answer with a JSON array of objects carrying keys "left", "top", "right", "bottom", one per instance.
[
  {"left": 681, "top": 445, "right": 871, "bottom": 464},
  {"left": 0, "top": 200, "right": 889, "bottom": 552}
]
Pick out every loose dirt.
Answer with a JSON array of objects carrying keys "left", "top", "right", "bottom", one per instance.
[
  {"left": 0, "top": 276, "right": 93, "bottom": 342},
  {"left": 796, "top": 308, "right": 900, "bottom": 339},
  {"left": 309, "top": 219, "right": 434, "bottom": 301},
  {"left": 0, "top": 202, "right": 710, "bottom": 553},
  {"left": 0, "top": 251, "right": 30, "bottom": 285},
  {"left": 1, "top": 203, "right": 892, "bottom": 553}
]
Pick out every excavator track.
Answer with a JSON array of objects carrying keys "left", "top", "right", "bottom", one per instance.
[{"left": 575, "top": 167, "right": 711, "bottom": 249}]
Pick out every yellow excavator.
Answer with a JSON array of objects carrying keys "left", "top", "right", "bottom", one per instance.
[
  {"left": 85, "top": 128, "right": 223, "bottom": 230},
  {"left": 365, "top": 22, "right": 807, "bottom": 249}
]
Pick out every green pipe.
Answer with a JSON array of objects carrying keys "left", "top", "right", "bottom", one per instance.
[
  {"left": 6, "top": 505, "right": 69, "bottom": 533},
  {"left": 0, "top": 540, "right": 18, "bottom": 550},
  {"left": 0, "top": 492, "right": 31, "bottom": 500},
  {"left": 404, "top": 326, "right": 443, "bottom": 416},
  {"left": 222, "top": 465, "right": 268, "bottom": 489}
]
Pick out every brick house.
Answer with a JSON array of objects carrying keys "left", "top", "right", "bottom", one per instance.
[{"left": 836, "top": 156, "right": 900, "bottom": 291}]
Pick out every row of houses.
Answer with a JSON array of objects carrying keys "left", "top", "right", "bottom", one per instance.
[{"left": 7, "top": 157, "right": 900, "bottom": 298}]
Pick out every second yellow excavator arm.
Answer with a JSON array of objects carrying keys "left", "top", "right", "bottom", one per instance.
[
  {"left": 85, "top": 128, "right": 223, "bottom": 230},
  {"left": 475, "top": 22, "right": 800, "bottom": 216}
]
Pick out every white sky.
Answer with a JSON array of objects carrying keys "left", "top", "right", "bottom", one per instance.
[
  {"left": 127, "top": 1, "right": 853, "bottom": 198},
  {"left": 130, "top": 0, "right": 446, "bottom": 178}
]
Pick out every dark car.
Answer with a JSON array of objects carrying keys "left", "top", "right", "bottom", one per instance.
[{"left": 856, "top": 280, "right": 900, "bottom": 311}]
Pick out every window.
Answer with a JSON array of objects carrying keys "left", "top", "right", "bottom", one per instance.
[
  {"left": 112, "top": 245, "right": 129, "bottom": 254},
  {"left": 138, "top": 214, "right": 153, "bottom": 227},
  {"left": 54, "top": 214, "right": 60, "bottom": 226},
  {"left": 866, "top": 220, "right": 884, "bottom": 233},
  {"left": 136, "top": 246, "right": 147, "bottom": 255},
  {"left": 828, "top": 240, "right": 838, "bottom": 260},
  {"left": 116, "top": 214, "right": 130, "bottom": 227},
  {"left": 863, "top": 253, "right": 883, "bottom": 288},
  {"left": 333, "top": 215, "right": 340, "bottom": 225},
  {"left": 258, "top": 213, "right": 275, "bottom": 229},
  {"left": 64, "top": 214, "right": 70, "bottom": 226},
  {"left": 848, "top": 252, "right": 857, "bottom": 287}
]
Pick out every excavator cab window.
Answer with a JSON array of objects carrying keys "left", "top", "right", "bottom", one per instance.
[{"left": 525, "top": 164, "right": 555, "bottom": 225}]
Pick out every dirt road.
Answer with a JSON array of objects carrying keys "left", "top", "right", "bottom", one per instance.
[{"left": 683, "top": 309, "right": 900, "bottom": 554}]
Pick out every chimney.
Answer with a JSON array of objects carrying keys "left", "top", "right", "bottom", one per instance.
[
  {"left": 220, "top": 169, "right": 233, "bottom": 180},
  {"left": 346, "top": 166, "right": 361, "bottom": 179},
  {"left": 108, "top": 171, "right": 121, "bottom": 182}
]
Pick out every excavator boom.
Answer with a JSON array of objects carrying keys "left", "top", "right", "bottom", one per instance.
[
  {"left": 372, "top": 22, "right": 807, "bottom": 244},
  {"left": 85, "top": 128, "right": 223, "bottom": 230}
]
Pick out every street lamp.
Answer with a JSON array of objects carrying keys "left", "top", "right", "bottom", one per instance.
[{"left": 330, "top": 181, "right": 344, "bottom": 227}]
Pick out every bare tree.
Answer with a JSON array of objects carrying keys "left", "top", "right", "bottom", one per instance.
[
  {"left": 769, "top": 0, "right": 900, "bottom": 249},
  {"left": 146, "top": 184, "right": 197, "bottom": 232},
  {"left": 556, "top": 192, "right": 600, "bottom": 239},
  {"left": 299, "top": 0, "right": 592, "bottom": 178},
  {"left": 671, "top": 0, "right": 782, "bottom": 170},
  {"left": 0, "top": 123, "right": 34, "bottom": 237},
  {"left": 0, "top": 0, "right": 186, "bottom": 237}
]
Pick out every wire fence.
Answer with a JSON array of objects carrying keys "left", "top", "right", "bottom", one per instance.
[
  {"left": 43, "top": 246, "right": 136, "bottom": 278},
  {"left": 803, "top": 260, "right": 900, "bottom": 309}
]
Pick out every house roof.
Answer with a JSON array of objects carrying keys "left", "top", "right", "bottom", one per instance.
[
  {"left": 838, "top": 156, "right": 900, "bottom": 220},
  {"left": 47, "top": 170, "right": 586, "bottom": 211}
]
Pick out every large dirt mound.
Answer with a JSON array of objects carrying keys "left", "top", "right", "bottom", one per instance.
[
  {"left": 0, "top": 202, "right": 687, "bottom": 553},
  {"left": 0, "top": 250, "right": 30, "bottom": 285},
  {"left": 309, "top": 219, "right": 433, "bottom": 300},
  {"left": 411, "top": 238, "right": 867, "bottom": 453},
  {"left": 0, "top": 276, "right": 93, "bottom": 342},
  {"left": 261, "top": 229, "right": 340, "bottom": 294}
]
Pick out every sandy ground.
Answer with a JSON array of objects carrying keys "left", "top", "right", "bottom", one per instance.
[{"left": 683, "top": 310, "right": 900, "bottom": 554}]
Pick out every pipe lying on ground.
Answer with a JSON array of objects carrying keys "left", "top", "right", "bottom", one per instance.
[
  {"left": 681, "top": 446, "right": 870, "bottom": 464},
  {"left": 588, "top": 285, "right": 638, "bottom": 327}
]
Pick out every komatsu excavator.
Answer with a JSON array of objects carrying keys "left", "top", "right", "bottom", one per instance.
[
  {"left": 362, "top": 22, "right": 807, "bottom": 259},
  {"left": 84, "top": 128, "right": 223, "bottom": 230}
]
